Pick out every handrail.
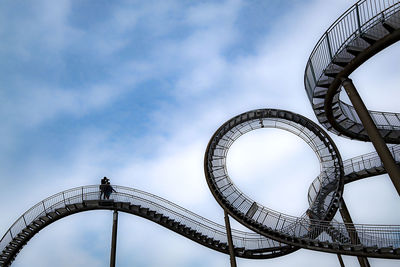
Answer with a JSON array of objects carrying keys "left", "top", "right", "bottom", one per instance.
[
  {"left": 305, "top": 0, "right": 400, "bottom": 101},
  {"left": 0, "top": 185, "right": 282, "bottom": 255},
  {"left": 2, "top": 1, "right": 400, "bottom": 264},
  {"left": 204, "top": 108, "right": 400, "bottom": 254}
]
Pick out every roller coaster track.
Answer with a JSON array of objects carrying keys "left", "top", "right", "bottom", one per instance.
[
  {"left": 304, "top": 0, "right": 400, "bottom": 142},
  {"left": 2, "top": 0, "right": 400, "bottom": 266}
]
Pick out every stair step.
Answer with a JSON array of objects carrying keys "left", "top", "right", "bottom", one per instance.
[
  {"left": 361, "top": 33, "right": 379, "bottom": 45},
  {"left": 235, "top": 246, "right": 245, "bottom": 253},
  {"left": 153, "top": 213, "right": 162, "bottom": 221},
  {"left": 32, "top": 219, "right": 45, "bottom": 227},
  {"left": 313, "top": 89, "right": 327, "bottom": 99},
  {"left": 379, "top": 246, "right": 393, "bottom": 254},
  {"left": 22, "top": 228, "right": 33, "bottom": 235},
  {"left": 352, "top": 245, "right": 363, "bottom": 251},
  {"left": 382, "top": 20, "right": 397, "bottom": 33},
  {"left": 119, "top": 202, "right": 130, "bottom": 209},
  {"left": 324, "top": 67, "right": 342, "bottom": 78},
  {"left": 346, "top": 45, "right": 364, "bottom": 56},
  {"left": 332, "top": 56, "right": 352, "bottom": 67},
  {"left": 75, "top": 203, "right": 85, "bottom": 209},
  {"left": 47, "top": 212, "right": 58, "bottom": 219},
  {"left": 10, "top": 240, "right": 21, "bottom": 247},
  {"left": 39, "top": 216, "right": 51, "bottom": 223},
  {"left": 219, "top": 243, "right": 227, "bottom": 249},
  {"left": 130, "top": 204, "right": 140, "bottom": 212},
  {"left": 313, "top": 103, "right": 325, "bottom": 111},
  {"left": 317, "top": 78, "right": 333, "bottom": 88},
  {"left": 55, "top": 208, "right": 68, "bottom": 215},
  {"left": 139, "top": 207, "right": 149, "bottom": 215},
  {"left": 14, "top": 236, "right": 24, "bottom": 242},
  {"left": 65, "top": 204, "right": 77, "bottom": 211}
]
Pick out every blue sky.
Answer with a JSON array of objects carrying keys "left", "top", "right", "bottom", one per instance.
[{"left": 1, "top": 0, "right": 400, "bottom": 266}]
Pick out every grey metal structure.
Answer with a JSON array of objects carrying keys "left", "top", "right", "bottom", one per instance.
[
  {"left": 304, "top": 0, "right": 400, "bottom": 143},
  {"left": 1, "top": 0, "right": 400, "bottom": 265},
  {"left": 0, "top": 186, "right": 295, "bottom": 266},
  {"left": 204, "top": 109, "right": 400, "bottom": 259}
]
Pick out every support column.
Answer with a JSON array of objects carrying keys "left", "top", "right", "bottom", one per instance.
[
  {"left": 339, "top": 198, "right": 370, "bottom": 267},
  {"left": 337, "top": 254, "right": 345, "bottom": 267},
  {"left": 342, "top": 78, "right": 400, "bottom": 196},
  {"left": 224, "top": 210, "right": 237, "bottom": 267},
  {"left": 110, "top": 209, "right": 118, "bottom": 267}
]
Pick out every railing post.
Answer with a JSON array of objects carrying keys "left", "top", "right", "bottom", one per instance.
[
  {"left": 309, "top": 59, "right": 317, "bottom": 83},
  {"left": 22, "top": 215, "right": 27, "bottom": 227},
  {"left": 326, "top": 32, "right": 333, "bottom": 60},
  {"left": 356, "top": 3, "right": 362, "bottom": 35},
  {"left": 81, "top": 187, "right": 84, "bottom": 202},
  {"left": 42, "top": 201, "right": 46, "bottom": 213},
  {"left": 224, "top": 210, "right": 237, "bottom": 267}
]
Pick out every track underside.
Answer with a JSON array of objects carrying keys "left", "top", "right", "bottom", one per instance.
[{"left": 2, "top": 0, "right": 400, "bottom": 266}]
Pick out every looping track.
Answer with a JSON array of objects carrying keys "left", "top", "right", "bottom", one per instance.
[
  {"left": 1, "top": 0, "right": 400, "bottom": 265},
  {"left": 204, "top": 108, "right": 400, "bottom": 259}
]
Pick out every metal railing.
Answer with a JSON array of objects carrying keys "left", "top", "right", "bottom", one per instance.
[
  {"left": 343, "top": 144, "right": 400, "bottom": 175},
  {"left": 0, "top": 185, "right": 285, "bottom": 255},
  {"left": 305, "top": 0, "right": 400, "bottom": 101},
  {"left": 340, "top": 102, "right": 400, "bottom": 131},
  {"left": 206, "top": 110, "right": 342, "bottom": 222},
  {"left": 205, "top": 109, "right": 400, "bottom": 252}
]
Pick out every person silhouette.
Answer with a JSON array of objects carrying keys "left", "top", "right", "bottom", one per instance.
[
  {"left": 105, "top": 181, "right": 116, "bottom": 200},
  {"left": 99, "top": 177, "right": 109, "bottom": 199}
]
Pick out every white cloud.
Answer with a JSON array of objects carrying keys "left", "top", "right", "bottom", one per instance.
[{"left": 2, "top": 0, "right": 400, "bottom": 266}]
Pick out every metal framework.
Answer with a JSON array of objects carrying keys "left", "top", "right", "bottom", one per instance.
[
  {"left": 304, "top": 0, "right": 400, "bottom": 142},
  {"left": 204, "top": 109, "right": 400, "bottom": 259},
  {"left": 1, "top": 0, "right": 400, "bottom": 266}
]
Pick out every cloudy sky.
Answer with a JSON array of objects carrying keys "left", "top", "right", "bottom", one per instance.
[{"left": 1, "top": 0, "right": 400, "bottom": 266}]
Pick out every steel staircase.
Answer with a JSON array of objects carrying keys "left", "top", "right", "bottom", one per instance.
[
  {"left": 204, "top": 108, "right": 400, "bottom": 259},
  {"left": 0, "top": 186, "right": 295, "bottom": 266},
  {"left": 2, "top": 1, "right": 400, "bottom": 266},
  {"left": 304, "top": 0, "right": 400, "bottom": 143}
]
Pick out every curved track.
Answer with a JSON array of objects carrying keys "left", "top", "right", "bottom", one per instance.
[
  {"left": 0, "top": 186, "right": 295, "bottom": 266},
  {"left": 1, "top": 0, "right": 400, "bottom": 265},
  {"left": 304, "top": 0, "right": 400, "bottom": 142},
  {"left": 204, "top": 109, "right": 400, "bottom": 259}
]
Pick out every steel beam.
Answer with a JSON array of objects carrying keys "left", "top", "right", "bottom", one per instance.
[
  {"left": 339, "top": 198, "right": 370, "bottom": 267},
  {"left": 341, "top": 78, "right": 400, "bottom": 196},
  {"left": 224, "top": 210, "right": 237, "bottom": 267},
  {"left": 337, "top": 254, "right": 345, "bottom": 267},
  {"left": 110, "top": 209, "right": 118, "bottom": 267}
]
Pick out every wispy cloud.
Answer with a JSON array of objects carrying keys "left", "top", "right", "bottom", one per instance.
[{"left": 1, "top": 0, "right": 400, "bottom": 266}]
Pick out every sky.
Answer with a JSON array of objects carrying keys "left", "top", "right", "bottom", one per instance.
[{"left": 1, "top": 0, "right": 400, "bottom": 266}]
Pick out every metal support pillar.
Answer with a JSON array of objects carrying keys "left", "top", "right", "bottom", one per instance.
[
  {"left": 110, "top": 209, "right": 118, "bottom": 267},
  {"left": 342, "top": 78, "right": 400, "bottom": 196},
  {"left": 339, "top": 198, "right": 370, "bottom": 267},
  {"left": 224, "top": 210, "right": 237, "bottom": 267},
  {"left": 337, "top": 254, "right": 345, "bottom": 267}
]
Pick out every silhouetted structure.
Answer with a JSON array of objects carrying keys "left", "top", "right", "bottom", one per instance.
[{"left": 1, "top": 1, "right": 400, "bottom": 266}]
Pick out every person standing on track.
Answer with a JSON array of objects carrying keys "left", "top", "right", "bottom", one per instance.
[
  {"left": 99, "top": 177, "right": 109, "bottom": 199},
  {"left": 105, "top": 180, "right": 117, "bottom": 199}
]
